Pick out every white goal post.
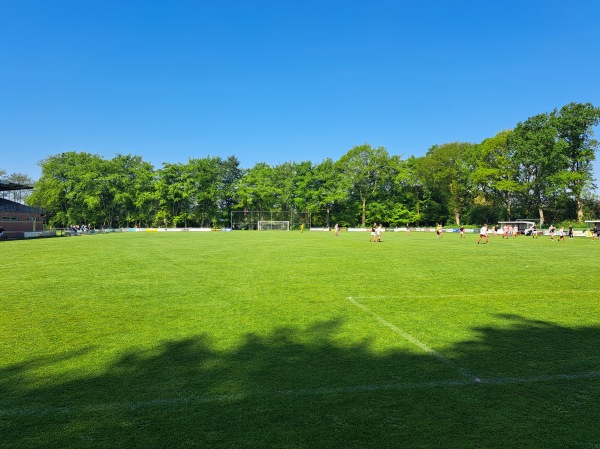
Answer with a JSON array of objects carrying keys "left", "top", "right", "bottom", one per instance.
[{"left": 258, "top": 220, "right": 290, "bottom": 231}]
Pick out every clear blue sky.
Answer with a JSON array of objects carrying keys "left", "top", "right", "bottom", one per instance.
[{"left": 2, "top": 0, "right": 600, "bottom": 186}]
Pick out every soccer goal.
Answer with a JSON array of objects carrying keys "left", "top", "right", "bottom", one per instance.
[{"left": 258, "top": 220, "right": 290, "bottom": 231}]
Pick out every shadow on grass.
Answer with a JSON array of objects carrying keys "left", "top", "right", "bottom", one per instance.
[{"left": 2, "top": 316, "right": 600, "bottom": 449}]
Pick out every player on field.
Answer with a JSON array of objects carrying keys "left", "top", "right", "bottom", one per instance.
[
  {"left": 531, "top": 224, "right": 538, "bottom": 238},
  {"left": 477, "top": 224, "right": 489, "bottom": 244}
]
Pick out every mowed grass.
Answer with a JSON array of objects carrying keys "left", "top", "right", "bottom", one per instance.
[{"left": 1, "top": 230, "right": 600, "bottom": 448}]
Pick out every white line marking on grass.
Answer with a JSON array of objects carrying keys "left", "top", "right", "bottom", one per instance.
[
  {"left": 279, "top": 379, "right": 473, "bottom": 396},
  {"left": 480, "top": 371, "right": 600, "bottom": 385},
  {"left": 282, "top": 370, "right": 600, "bottom": 393},
  {"left": 347, "top": 296, "right": 479, "bottom": 382},
  {"left": 2, "top": 371, "right": 599, "bottom": 417}
]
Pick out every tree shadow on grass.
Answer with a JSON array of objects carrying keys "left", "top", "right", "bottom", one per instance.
[{"left": 2, "top": 316, "right": 600, "bottom": 449}]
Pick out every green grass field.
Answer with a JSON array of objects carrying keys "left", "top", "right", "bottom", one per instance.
[{"left": 2, "top": 230, "right": 600, "bottom": 448}]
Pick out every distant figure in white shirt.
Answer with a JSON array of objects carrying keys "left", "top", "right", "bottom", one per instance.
[{"left": 477, "top": 224, "right": 489, "bottom": 245}]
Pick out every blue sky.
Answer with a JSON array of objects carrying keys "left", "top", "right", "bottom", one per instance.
[{"left": 2, "top": 0, "right": 600, "bottom": 186}]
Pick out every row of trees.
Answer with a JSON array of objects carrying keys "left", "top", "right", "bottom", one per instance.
[{"left": 23, "top": 102, "right": 600, "bottom": 229}]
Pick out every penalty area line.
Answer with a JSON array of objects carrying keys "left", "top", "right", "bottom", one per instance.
[{"left": 346, "top": 296, "right": 480, "bottom": 383}]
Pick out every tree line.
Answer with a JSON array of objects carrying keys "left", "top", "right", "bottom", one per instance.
[{"left": 22, "top": 102, "right": 600, "bottom": 229}]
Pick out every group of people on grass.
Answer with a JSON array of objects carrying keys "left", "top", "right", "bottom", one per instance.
[
  {"left": 68, "top": 224, "right": 91, "bottom": 234},
  {"left": 333, "top": 222, "right": 600, "bottom": 242},
  {"left": 370, "top": 223, "right": 383, "bottom": 242},
  {"left": 476, "top": 223, "right": 577, "bottom": 244},
  {"left": 547, "top": 224, "right": 566, "bottom": 240},
  {"left": 443, "top": 222, "right": 600, "bottom": 242},
  {"left": 530, "top": 224, "right": 574, "bottom": 240}
]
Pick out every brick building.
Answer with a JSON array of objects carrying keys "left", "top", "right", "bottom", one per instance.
[{"left": 0, "top": 181, "right": 44, "bottom": 239}]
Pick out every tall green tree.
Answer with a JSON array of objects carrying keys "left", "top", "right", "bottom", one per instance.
[
  {"left": 217, "top": 156, "right": 243, "bottom": 224},
  {"left": 395, "top": 156, "right": 429, "bottom": 225},
  {"left": 553, "top": 102, "right": 600, "bottom": 221},
  {"left": 186, "top": 157, "right": 223, "bottom": 227},
  {"left": 382, "top": 157, "right": 421, "bottom": 226},
  {"left": 335, "top": 144, "right": 392, "bottom": 227},
  {"left": 365, "top": 154, "right": 405, "bottom": 227},
  {"left": 470, "top": 130, "right": 520, "bottom": 221},
  {"left": 235, "top": 163, "right": 279, "bottom": 213},
  {"left": 28, "top": 152, "right": 106, "bottom": 227},
  {"left": 302, "top": 158, "right": 347, "bottom": 227},
  {"left": 416, "top": 142, "right": 474, "bottom": 225},
  {"left": 123, "top": 156, "right": 158, "bottom": 227},
  {"left": 288, "top": 161, "right": 315, "bottom": 213},
  {"left": 98, "top": 154, "right": 157, "bottom": 227},
  {"left": 156, "top": 162, "right": 192, "bottom": 227},
  {"left": 271, "top": 162, "right": 299, "bottom": 211},
  {"left": 509, "top": 113, "right": 565, "bottom": 225}
]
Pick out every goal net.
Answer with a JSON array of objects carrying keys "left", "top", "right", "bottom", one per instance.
[
  {"left": 230, "top": 211, "right": 310, "bottom": 230},
  {"left": 258, "top": 221, "right": 290, "bottom": 231}
]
